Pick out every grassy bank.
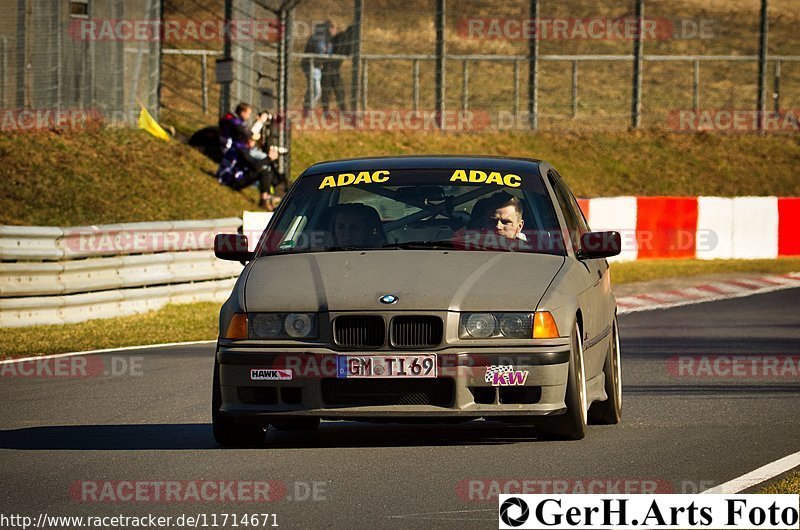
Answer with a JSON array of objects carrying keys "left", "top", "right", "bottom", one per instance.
[
  {"left": 610, "top": 257, "right": 800, "bottom": 284},
  {"left": 760, "top": 471, "right": 800, "bottom": 494},
  {"left": 2, "top": 258, "right": 799, "bottom": 360},
  {"left": 1, "top": 128, "right": 798, "bottom": 227},
  {"left": 290, "top": 130, "right": 800, "bottom": 197},
  {"left": 0, "top": 129, "right": 259, "bottom": 226}
]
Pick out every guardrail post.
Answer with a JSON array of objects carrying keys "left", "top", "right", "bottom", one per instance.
[
  {"left": 412, "top": 59, "right": 420, "bottom": 111},
  {"left": 571, "top": 60, "right": 578, "bottom": 118},
  {"left": 461, "top": 59, "right": 469, "bottom": 112},
  {"left": 631, "top": 0, "right": 644, "bottom": 129},
  {"left": 773, "top": 59, "right": 781, "bottom": 112},
  {"left": 201, "top": 53, "right": 208, "bottom": 115},
  {"left": 692, "top": 58, "right": 700, "bottom": 113}
]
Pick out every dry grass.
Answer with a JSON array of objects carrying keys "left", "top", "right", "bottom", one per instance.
[
  {"left": 1, "top": 127, "right": 798, "bottom": 227},
  {"left": 0, "top": 302, "right": 220, "bottom": 360},
  {"left": 0, "top": 128, "right": 260, "bottom": 226},
  {"left": 610, "top": 257, "right": 800, "bottom": 284},
  {"left": 160, "top": 0, "right": 800, "bottom": 133},
  {"left": 289, "top": 129, "right": 800, "bottom": 196},
  {"left": 759, "top": 471, "right": 800, "bottom": 494}
]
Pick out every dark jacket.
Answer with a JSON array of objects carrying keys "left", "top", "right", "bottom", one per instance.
[{"left": 324, "top": 26, "right": 355, "bottom": 72}]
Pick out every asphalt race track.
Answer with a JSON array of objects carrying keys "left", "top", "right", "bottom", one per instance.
[{"left": 1, "top": 288, "right": 798, "bottom": 528}]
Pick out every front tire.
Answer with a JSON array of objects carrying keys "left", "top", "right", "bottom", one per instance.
[
  {"left": 588, "top": 317, "right": 622, "bottom": 425},
  {"left": 212, "top": 358, "right": 267, "bottom": 447},
  {"left": 536, "top": 322, "right": 587, "bottom": 440}
]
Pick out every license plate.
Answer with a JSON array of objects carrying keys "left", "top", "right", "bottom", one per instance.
[{"left": 336, "top": 355, "right": 437, "bottom": 378}]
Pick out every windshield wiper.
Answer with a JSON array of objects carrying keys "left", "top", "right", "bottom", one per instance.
[{"left": 379, "top": 240, "right": 456, "bottom": 250}]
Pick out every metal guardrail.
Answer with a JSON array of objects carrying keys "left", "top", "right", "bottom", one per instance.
[{"left": 0, "top": 218, "right": 243, "bottom": 328}]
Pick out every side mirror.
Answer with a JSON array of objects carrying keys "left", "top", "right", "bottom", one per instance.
[
  {"left": 577, "top": 231, "right": 621, "bottom": 259},
  {"left": 214, "top": 234, "right": 253, "bottom": 262}
]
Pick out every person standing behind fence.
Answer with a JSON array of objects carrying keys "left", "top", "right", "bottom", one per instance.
[
  {"left": 321, "top": 22, "right": 354, "bottom": 114},
  {"left": 302, "top": 23, "right": 329, "bottom": 114}
]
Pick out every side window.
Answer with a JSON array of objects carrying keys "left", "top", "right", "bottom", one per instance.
[{"left": 548, "top": 171, "right": 582, "bottom": 252}]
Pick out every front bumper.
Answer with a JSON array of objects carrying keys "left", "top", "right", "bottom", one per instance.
[{"left": 217, "top": 342, "right": 571, "bottom": 423}]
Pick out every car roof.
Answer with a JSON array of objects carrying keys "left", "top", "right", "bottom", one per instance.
[{"left": 299, "top": 155, "right": 545, "bottom": 177}]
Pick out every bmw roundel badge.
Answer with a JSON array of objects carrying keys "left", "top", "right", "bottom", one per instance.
[{"left": 379, "top": 294, "right": 398, "bottom": 304}]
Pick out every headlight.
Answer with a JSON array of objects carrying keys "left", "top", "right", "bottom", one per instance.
[
  {"left": 463, "top": 313, "right": 496, "bottom": 338},
  {"left": 285, "top": 313, "right": 314, "bottom": 338},
  {"left": 459, "top": 312, "right": 533, "bottom": 339},
  {"left": 499, "top": 313, "right": 531, "bottom": 337},
  {"left": 251, "top": 313, "right": 283, "bottom": 337},
  {"left": 249, "top": 313, "right": 318, "bottom": 339}
]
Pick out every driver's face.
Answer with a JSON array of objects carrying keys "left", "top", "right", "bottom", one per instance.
[
  {"left": 487, "top": 205, "right": 524, "bottom": 240},
  {"left": 334, "top": 211, "right": 368, "bottom": 246}
]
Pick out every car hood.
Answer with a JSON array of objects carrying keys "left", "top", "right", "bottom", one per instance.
[{"left": 244, "top": 250, "right": 564, "bottom": 312}]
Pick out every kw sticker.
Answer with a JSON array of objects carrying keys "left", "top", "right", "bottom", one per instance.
[
  {"left": 485, "top": 365, "right": 529, "bottom": 386},
  {"left": 318, "top": 170, "right": 390, "bottom": 189},
  {"left": 250, "top": 369, "right": 293, "bottom": 381},
  {"left": 450, "top": 169, "right": 521, "bottom": 188}
]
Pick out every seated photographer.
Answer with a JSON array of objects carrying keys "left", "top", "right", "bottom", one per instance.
[
  {"left": 218, "top": 103, "right": 252, "bottom": 156},
  {"left": 216, "top": 133, "right": 286, "bottom": 211}
]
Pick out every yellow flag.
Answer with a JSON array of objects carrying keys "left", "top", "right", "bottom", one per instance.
[{"left": 137, "top": 106, "right": 170, "bottom": 142}]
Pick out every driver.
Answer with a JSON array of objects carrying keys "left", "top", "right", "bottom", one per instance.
[
  {"left": 329, "top": 204, "right": 386, "bottom": 248},
  {"left": 483, "top": 193, "right": 526, "bottom": 242}
]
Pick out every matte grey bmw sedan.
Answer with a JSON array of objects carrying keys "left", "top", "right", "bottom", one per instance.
[{"left": 212, "top": 156, "right": 622, "bottom": 445}]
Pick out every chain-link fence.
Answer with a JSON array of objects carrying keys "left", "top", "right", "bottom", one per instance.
[
  {"left": 0, "top": 0, "right": 160, "bottom": 130},
  {"left": 2, "top": 0, "right": 798, "bottom": 134}
]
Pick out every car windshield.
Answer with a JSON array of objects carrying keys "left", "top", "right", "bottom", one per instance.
[{"left": 256, "top": 167, "right": 566, "bottom": 256}]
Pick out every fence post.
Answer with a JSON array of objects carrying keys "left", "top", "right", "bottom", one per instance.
[
  {"left": 631, "top": 0, "right": 644, "bottom": 129},
  {"left": 351, "top": 0, "right": 363, "bottom": 112},
  {"left": 201, "top": 53, "right": 208, "bottom": 115},
  {"left": 528, "top": 0, "right": 539, "bottom": 130},
  {"left": 435, "top": 0, "right": 446, "bottom": 129},
  {"left": 757, "top": 0, "right": 769, "bottom": 133},
  {"left": 412, "top": 59, "right": 420, "bottom": 111},
  {"left": 220, "top": 0, "right": 233, "bottom": 115},
  {"left": 773, "top": 59, "right": 781, "bottom": 112},
  {"left": 276, "top": 6, "right": 293, "bottom": 178},
  {"left": 513, "top": 60, "right": 520, "bottom": 118},
  {"left": 571, "top": 60, "right": 578, "bottom": 118},
  {"left": 308, "top": 57, "right": 315, "bottom": 110},
  {"left": 361, "top": 59, "right": 368, "bottom": 111},
  {"left": 461, "top": 59, "right": 469, "bottom": 113},
  {"left": 0, "top": 38, "right": 6, "bottom": 107},
  {"left": 692, "top": 58, "right": 700, "bottom": 113}
]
